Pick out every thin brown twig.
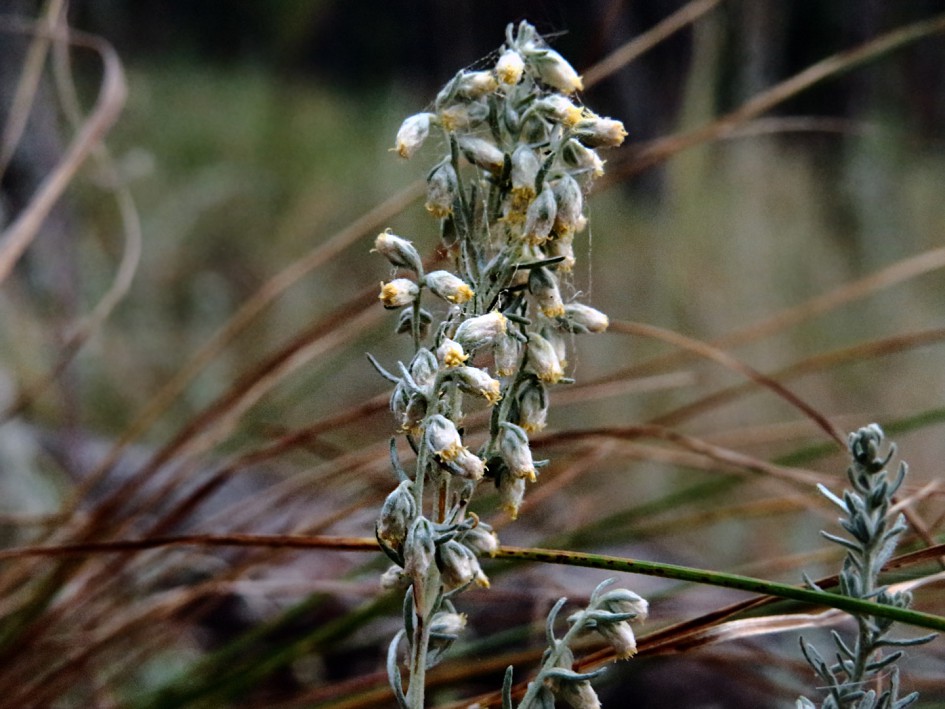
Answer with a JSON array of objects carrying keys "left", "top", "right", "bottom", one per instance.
[{"left": 0, "top": 533, "right": 378, "bottom": 561}]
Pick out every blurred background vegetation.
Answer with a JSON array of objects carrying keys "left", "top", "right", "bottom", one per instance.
[{"left": 2, "top": 1, "right": 945, "bottom": 706}]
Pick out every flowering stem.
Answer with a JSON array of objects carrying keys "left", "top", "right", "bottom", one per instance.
[
  {"left": 377, "top": 20, "right": 632, "bottom": 706},
  {"left": 406, "top": 613, "right": 431, "bottom": 708}
]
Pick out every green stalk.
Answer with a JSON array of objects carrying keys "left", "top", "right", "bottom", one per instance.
[{"left": 495, "top": 546, "right": 945, "bottom": 633}]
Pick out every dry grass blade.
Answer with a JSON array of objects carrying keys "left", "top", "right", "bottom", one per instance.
[
  {"left": 609, "top": 320, "right": 846, "bottom": 446},
  {"left": 589, "top": 245, "right": 945, "bottom": 398},
  {"left": 581, "top": 0, "right": 722, "bottom": 89},
  {"left": 0, "top": 0, "right": 64, "bottom": 177},
  {"left": 0, "top": 533, "right": 377, "bottom": 561},
  {"left": 0, "top": 6, "right": 143, "bottom": 422},
  {"left": 652, "top": 326, "right": 945, "bottom": 429},
  {"left": 536, "top": 424, "right": 826, "bottom": 487},
  {"left": 0, "top": 16, "right": 127, "bottom": 283},
  {"left": 604, "top": 11, "right": 945, "bottom": 182},
  {"left": 65, "top": 181, "right": 422, "bottom": 518}
]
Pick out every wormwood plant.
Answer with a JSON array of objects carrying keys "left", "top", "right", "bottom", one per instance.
[
  {"left": 798, "top": 425, "right": 935, "bottom": 708},
  {"left": 370, "top": 21, "right": 645, "bottom": 707}
]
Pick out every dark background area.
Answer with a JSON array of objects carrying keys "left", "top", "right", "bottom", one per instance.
[{"left": 70, "top": 0, "right": 945, "bottom": 142}]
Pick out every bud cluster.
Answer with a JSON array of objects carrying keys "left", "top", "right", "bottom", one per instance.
[
  {"left": 375, "top": 22, "right": 638, "bottom": 707},
  {"left": 512, "top": 579, "right": 649, "bottom": 709},
  {"left": 379, "top": 20, "right": 620, "bottom": 524}
]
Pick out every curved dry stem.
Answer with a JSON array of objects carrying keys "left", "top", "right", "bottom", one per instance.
[
  {"left": 0, "top": 8, "right": 143, "bottom": 422},
  {"left": 0, "top": 16, "right": 127, "bottom": 283},
  {"left": 0, "top": 0, "right": 65, "bottom": 178}
]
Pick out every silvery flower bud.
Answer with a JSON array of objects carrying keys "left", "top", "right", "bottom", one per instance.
[
  {"left": 401, "top": 392, "right": 427, "bottom": 433},
  {"left": 390, "top": 379, "right": 427, "bottom": 432},
  {"left": 562, "top": 302, "right": 609, "bottom": 333},
  {"left": 511, "top": 145, "right": 541, "bottom": 198},
  {"left": 436, "top": 538, "right": 490, "bottom": 589},
  {"left": 439, "top": 100, "right": 490, "bottom": 133},
  {"left": 426, "top": 161, "right": 457, "bottom": 218},
  {"left": 458, "top": 136, "right": 505, "bottom": 173},
  {"left": 545, "top": 328, "right": 569, "bottom": 368},
  {"left": 535, "top": 94, "right": 583, "bottom": 127},
  {"left": 502, "top": 101, "right": 521, "bottom": 135},
  {"left": 430, "top": 610, "right": 467, "bottom": 638},
  {"left": 451, "top": 447, "right": 486, "bottom": 481},
  {"left": 529, "top": 48, "right": 583, "bottom": 94},
  {"left": 394, "top": 112, "right": 434, "bottom": 158},
  {"left": 524, "top": 184, "right": 557, "bottom": 245},
  {"left": 517, "top": 379, "right": 548, "bottom": 432},
  {"left": 498, "top": 422, "right": 536, "bottom": 482},
  {"left": 379, "top": 279, "right": 419, "bottom": 309},
  {"left": 436, "top": 338, "right": 468, "bottom": 368},
  {"left": 493, "top": 332, "right": 521, "bottom": 377},
  {"left": 595, "top": 619, "right": 639, "bottom": 659},
  {"left": 376, "top": 480, "right": 417, "bottom": 552},
  {"left": 548, "top": 676, "right": 601, "bottom": 709},
  {"left": 403, "top": 516, "right": 436, "bottom": 584},
  {"left": 552, "top": 175, "right": 584, "bottom": 235},
  {"left": 529, "top": 266, "right": 565, "bottom": 318},
  {"left": 598, "top": 588, "right": 649, "bottom": 621},
  {"left": 527, "top": 332, "right": 565, "bottom": 384},
  {"left": 454, "top": 311, "right": 507, "bottom": 351},
  {"left": 409, "top": 348, "right": 439, "bottom": 391},
  {"left": 390, "top": 378, "right": 409, "bottom": 420},
  {"left": 547, "top": 232, "right": 575, "bottom": 271},
  {"left": 456, "top": 70, "right": 498, "bottom": 98},
  {"left": 373, "top": 230, "right": 423, "bottom": 272},
  {"left": 499, "top": 472, "right": 526, "bottom": 519},
  {"left": 561, "top": 138, "right": 605, "bottom": 177},
  {"left": 426, "top": 414, "right": 464, "bottom": 461},
  {"left": 521, "top": 112, "right": 550, "bottom": 144},
  {"left": 404, "top": 515, "right": 437, "bottom": 612},
  {"left": 574, "top": 116, "right": 627, "bottom": 148},
  {"left": 462, "top": 521, "right": 500, "bottom": 557},
  {"left": 496, "top": 49, "right": 525, "bottom": 85},
  {"left": 453, "top": 366, "right": 502, "bottom": 405},
  {"left": 424, "top": 270, "right": 474, "bottom": 304},
  {"left": 849, "top": 423, "right": 886, "bottom": 470},
  {"left": 379, "top": 565, "right": 410, "bottom": 590}
]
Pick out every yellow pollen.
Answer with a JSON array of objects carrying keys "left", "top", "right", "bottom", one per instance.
[{"left": 448, "top": 284, "right": 475, "bottom": 303}]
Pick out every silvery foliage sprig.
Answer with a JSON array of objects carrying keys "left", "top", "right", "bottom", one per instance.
[
  {"left": 504, "top": 579, "right": 648, "bottom": 709},
  {"left": 797, "top": 425, "right": 935, "bottom": 709},
  {"left": 371, "top": 21, "right": 643, "bottom": 707}
]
